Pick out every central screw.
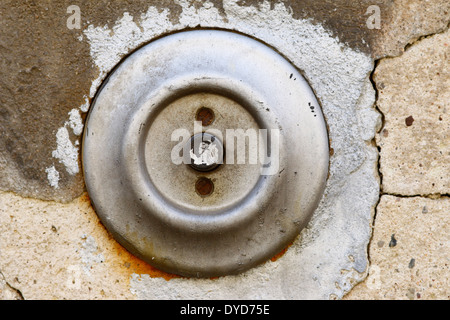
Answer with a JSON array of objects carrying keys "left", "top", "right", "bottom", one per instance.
[
  {"left": 188, "top": 132, "right": 223, "bottom": 172},
  {"left": 196, "top": 107, "right": 215, "bottom": 126}
]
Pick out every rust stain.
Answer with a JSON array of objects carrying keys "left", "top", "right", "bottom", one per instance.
[
  {"left": 270, "top": 240, "right": 294, "bottom": 262},
  {"left": 196, "top": 107, "right": 215, "bottom": 126},
  {"left": 79, "top": 193, "right": 181, "bottom": 282},
  {"left": 80, "top": 192, "right": 296, "bottom": 281},
  {"left": 405, "top": 115, "right": 415, "bottom": 127},
  {"left": 195, "top": 177, "right": 214, "bottom": 197},
  {"left": 110, "top": 239, "right": 182, "bottom": 281}
]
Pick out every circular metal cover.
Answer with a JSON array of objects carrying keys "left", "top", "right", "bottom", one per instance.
[{"left": 82, "top": 30, "right": 329, "bottom": 277}]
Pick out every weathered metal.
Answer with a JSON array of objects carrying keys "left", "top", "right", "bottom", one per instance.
[{"left": 82, "top": 30, "right": 329, "bottom": 277}]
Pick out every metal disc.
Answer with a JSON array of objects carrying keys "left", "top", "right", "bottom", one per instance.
[{"left": 82, "top": 30, "right": 329, "bottom": 277}]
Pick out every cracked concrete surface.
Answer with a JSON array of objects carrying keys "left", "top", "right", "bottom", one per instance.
[
  {"left": 345, "top": 195, "right": 449, "bottom": 299},
  {"left": 0, "top": 271, "right": 23, "bottom": 300},
  {"left": 1, "top": 0, "right": 380, "bottom": 299},
  {"left": 345, "top": 28, "right": 449, "bottom": 300},
  {"left": 0, "top": 0, "right": 449, "bottom": 300},
  {"left": 376, "top": 30, "right": 449, "bottom": 196}
]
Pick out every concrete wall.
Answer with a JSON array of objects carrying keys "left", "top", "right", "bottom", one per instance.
[{"left": 0, "top": 0, "right": 448, "bottom": 300}]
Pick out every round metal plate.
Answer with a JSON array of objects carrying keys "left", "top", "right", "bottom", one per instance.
[{"left": 82, "top": 30, "right": 329, "bottom": 277}]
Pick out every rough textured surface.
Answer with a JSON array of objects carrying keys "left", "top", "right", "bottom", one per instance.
[
  {"left": 375, "top": 29, "right": 450, "bottom": 196},
  {"left": 345, "top": 195, "right": 449, "bottom": 300},
  {"left": 0, "top": 272, "right": 22, "bottom": 300},
  {"left": 236, "top": 0, "right": 384, "bottom": 56},
  {"left": 0, "top": 1, "right": 91, "bottom": 202},
  {"left": 0, "top": 191, "right": 181, "bottom": 300},
  {"left": 345, "top": 24, "right": 449, "bottom": 300},
  {"left": 372, "top": 0, "right": 450, "bottom": 58},
  {"left": 1, "top": 0, "right": 447, "bottom": 300},
  {"left": 1, "top": 0, "right": 447, "bottom": 202},
  {"left": 0, "top": 0, "right": 381, "bottom": 299}
]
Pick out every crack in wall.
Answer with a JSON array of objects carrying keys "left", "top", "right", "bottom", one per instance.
[
  {"left": 382, "top": 193, "right": 450, "bottom": 199},
  {"left": 403, "top": 21, "right": 450, "bottom": 53},
  {"left": 0, "top": 271, "right": 24, "bottom": 300},
  {"left": 342, "top": 56, "right": 383, "bottom": 299},
  {"left": 344, "top": 24, "right": 449, "bottom": 298},
  {"left": 365, "top": 57, "right": 384, "bottom": 280}
]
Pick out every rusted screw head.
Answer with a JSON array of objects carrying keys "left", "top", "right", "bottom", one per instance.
[
  {"left": 188, "top": 133, "right": 223, "bottom": 172},
  {"left": 196, "top": 107, "right": 215, "bottom": 126},
  {"left": 195, "top": 177, "right": 214, "bottom": 197}
]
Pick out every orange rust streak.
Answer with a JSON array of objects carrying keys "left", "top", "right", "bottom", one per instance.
[
  {"left": 110, "top": 238, "right": 182, "bottom": 281},
  {"left": 270, "top": 241, "right": 294, "bottom": 262},
  {"left": 81, "top": 193, "right": 181, "bottom": 281},
  {"left": 81, "top": 192, "right": 293, "bottom": 280}
]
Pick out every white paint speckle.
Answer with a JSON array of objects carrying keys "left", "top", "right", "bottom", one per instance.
[
  {"left": 79, "top": 95, "right": 90, "bottom": 112},
  {"left": 51, "top": 126, "right": 79, "bottom": 176},
  {"left": 80, "top": 234, "right": 104, "bottom": 276},
  {"left": 46, "top": 105, "right": 86, "bottom": 187},
  {"left": 45, "top": 165, "right": 60, "bottom": 189},
  {"left": 68, "top": 109, "right": 83, "bottom": 136}
]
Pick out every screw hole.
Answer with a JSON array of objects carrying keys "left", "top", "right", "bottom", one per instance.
[
  {"left": 195, "top": 177, "right": 214, "bottom": 197},
  {"left": 196, "top": 107, "right": 215, "bottom": 126}
]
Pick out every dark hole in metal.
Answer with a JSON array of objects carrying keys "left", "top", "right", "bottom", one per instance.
[
  {"left": 196, "top": 107, "right": 215, "bottom": 126},
  {"left": 195, "top": 177, "right": 214, "bottom": 197}
]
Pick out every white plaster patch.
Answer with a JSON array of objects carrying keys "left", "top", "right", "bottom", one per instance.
[
  {"left": 79, "top": 95, "right": 90, "bottom": 113},
  {"left": 67, "top": 109, "right": 83, "bottom": 136},
  {"left": 51, "top": 126, "right": 79, "bottom": 176},
  {"left": 46, "top": 106, "right": 85, "bottom": 187},
  {"left": 81, "top": 0, "right": 380, "bottom": 299},
  {"left": 84, "top": 7, "right": 173, "bottom": 99},
  {"left": 45, "top": 165, "right": 60, "bottom": 189},
  {"left": 79, "top": 234, "right": 104, "bottom": 276}
]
